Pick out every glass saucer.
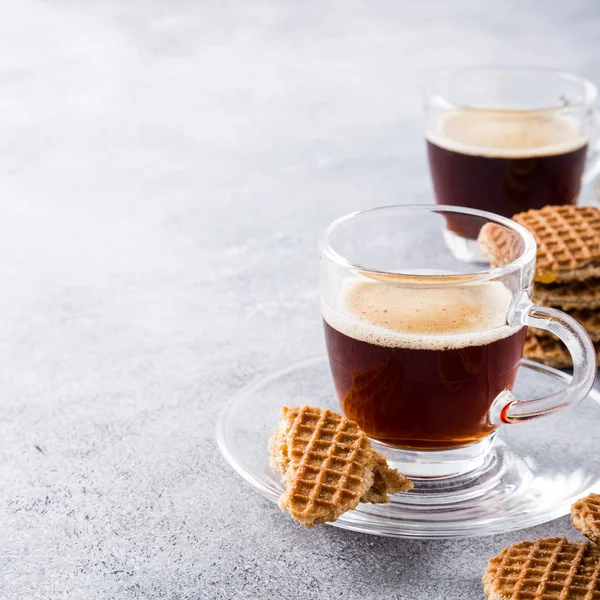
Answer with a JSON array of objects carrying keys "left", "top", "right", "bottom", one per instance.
[{"left": 216, "top": 356, "right": 600, "bottom": 539}]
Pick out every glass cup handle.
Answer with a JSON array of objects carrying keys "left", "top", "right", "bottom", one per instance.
[
  {"left": 582, "top": 108, "right": 600, "bottom": 186},
  {"left": 490, "top": 293, "right": 597, "bottom": 425}
]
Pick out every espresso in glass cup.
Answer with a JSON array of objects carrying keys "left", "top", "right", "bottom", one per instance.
[
  {"left": 320, "top": 205, "right": 597, "bottom": 478},
  {"left": 424, "top": 67, "right": 600, "bottom": 222}
]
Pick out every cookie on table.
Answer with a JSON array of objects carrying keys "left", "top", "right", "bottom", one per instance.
[{"left": 483, "top": 538, "right": 600, "bottom": 600}]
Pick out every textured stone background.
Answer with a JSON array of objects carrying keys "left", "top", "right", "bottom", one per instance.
[{"left": 0, "top": 1, "right": 599, "bottom": 599}]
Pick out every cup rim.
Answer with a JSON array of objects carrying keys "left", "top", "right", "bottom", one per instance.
[
  {"left": 319, "top": 204, "right": 537, "bottom": 286},
  {"left": 423, "top": 65, "right": 598, "bottom": 111}
]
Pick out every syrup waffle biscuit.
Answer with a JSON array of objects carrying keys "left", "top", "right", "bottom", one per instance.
[
  {"left": 531, "top": 309, "right": 600, "bottom": 342},
  {"left": 478, "top": 205, "right": 600, "bottom": 283},
  {"left": 269, "top": 406, "right": 412, "bottom": 527},
  {"left": 523, "top": 333, "right": 600, "bottom": 369},
  {"left": 533, "top": 280, "right": 600, "bottom": 311},
  {"left": 521, "top": 205, "right": 600, "bottom": 282},
  {"left": 515, "top": 205, "right": 600, "bottom": 283},
  {"left": 572, "top": 493, "right": 600, "bottom": 545},
  {"left": 483, "top": 538, "right": 600, "bottom": 600}
]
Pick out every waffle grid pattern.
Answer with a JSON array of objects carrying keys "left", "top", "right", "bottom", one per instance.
[
  {"left": 484, "top": 538, "right": 600, "bottom": 600},
  {"left": 270, "top": 406, "right": 413, "bottom": 526},
  {"left": 285, "top": 407, "right": 373, "bottom": 519},
  {"left": 513, "top": 206, "right": 600, "bottom": 281}
]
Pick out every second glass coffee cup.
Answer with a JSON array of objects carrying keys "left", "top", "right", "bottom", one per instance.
[
  {"left": 320, "top": 205, "right": 597, "bottom": 479},
  {"left": 424, "top": 66, "right": 600, "bottom": 219}
]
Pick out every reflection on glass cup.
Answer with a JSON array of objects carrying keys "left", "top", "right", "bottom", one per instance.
[
  {"left": 320, "top": 205, "right": 597, "bottom": 478},
  {"left": 424, "top": 67, "right": 600, "bottom": 221}
]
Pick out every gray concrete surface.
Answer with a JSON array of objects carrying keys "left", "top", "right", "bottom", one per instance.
[{"left": 0, "top": 1, "right": 599, "bottom": 598}]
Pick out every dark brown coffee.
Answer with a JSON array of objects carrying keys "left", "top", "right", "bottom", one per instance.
[
  {"left": 323, "top": 279, "right": 526, "bottom": 450},
  {"left": 427, "top": 110, "right": 588, "bottom": 221}
]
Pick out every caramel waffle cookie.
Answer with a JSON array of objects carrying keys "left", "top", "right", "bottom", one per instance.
[
  {"left": 478, "top": 205, "right": 600, "bottom": 283},
  {"left": 572, "top": 493, "right": 600, "bottom": 545},
  {"left": 533, "top": 280, "right": 600, "bottom": 311},
  {"left": 269, "top": 406, "right": 412, "bottom": 527},
  {"left": 514, "top": 205, "right": 600, "bottom": 283},
  {"left": 483, "top": 538, "right": 600, "bottom": 600}
]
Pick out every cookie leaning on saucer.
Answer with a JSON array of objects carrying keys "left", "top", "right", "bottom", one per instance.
[
  {"left": 572, "top": 493, "right": 600, "bottom": 545},
  {"left": 269, "top": 406, "right": 412, "bottom": 527},
  {"left": 483, "top": 538, "right": 600, "bottom": 600}
]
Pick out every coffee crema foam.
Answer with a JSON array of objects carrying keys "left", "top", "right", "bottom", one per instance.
[
  {"left": 426, "top": 109, "right": 588, "bottom": 158},
  {"left": 322, "top": 279, "right": 522, "bottom": 350}
]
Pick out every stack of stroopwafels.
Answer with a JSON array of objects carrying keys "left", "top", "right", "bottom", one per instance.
[
  {"left": 518, "top": 205, "right": 600, "bottom": 367},
  {"left": 481, "top": 205, "right": 600, "bottom": 368}
]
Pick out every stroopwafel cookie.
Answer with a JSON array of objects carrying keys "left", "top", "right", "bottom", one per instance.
[
  {"left": 514, "top": 205, "right": 600, "bottom": 283},
  {"left": 533, "top": 279, "right": 600, "bottom": 311},
  {"left": 483, "top": 538, "right": 600, "bottom": 600},
  {"left": 269, "top": 406, "right": 412, "bottom": 527},
  {"left": 572, "top": 493, "right": 600, "bottom": 545},
  {"left": 479, "top": 205, "right": 600, "bottom": 283}
]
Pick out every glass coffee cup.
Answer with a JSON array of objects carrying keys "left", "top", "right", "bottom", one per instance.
[
  {"left": 424, "top": 67, "right": 600, "bottom": 221},
  {"left": 319, "top": 205, "right": 597, "bottom": 478}
]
